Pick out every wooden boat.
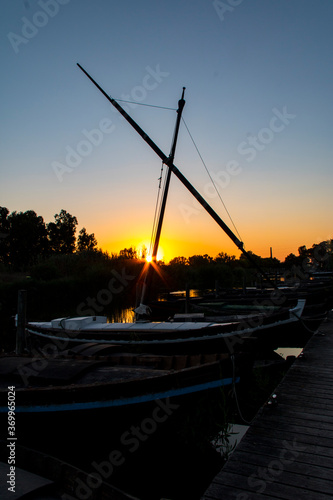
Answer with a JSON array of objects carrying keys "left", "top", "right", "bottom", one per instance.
[
  {"left": 0, "top": 346, "right": 249, "bottom": 462},
  {"left": 148, "top": 276, "right": 333, "bottom": 347},
  {"left": 151, "top": 284, "right": 329, "bottom": 316},
  {"left": 26, "top": 298, "right": 305, "bottom": 354}
]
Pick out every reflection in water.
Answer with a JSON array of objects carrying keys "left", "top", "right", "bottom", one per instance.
[
  {"left": 275, "top": 347, "right": 303, "bottom": 359},
  {"left": 214, "top": 424, "right": 249, "bottom": 457},
  {"left": 109, "top": 307, "right": 135, "bottom": 323},
  {"left": 162, "top": 289, "right": 204, "bottom": 299}
]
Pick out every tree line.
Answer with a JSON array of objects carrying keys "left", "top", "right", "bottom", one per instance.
[
  {"left": 0, "top": 207, "right": 97, "bottom": 270},
  {"left": 0, "top": 206, "right": 332, "bottom": 278}
]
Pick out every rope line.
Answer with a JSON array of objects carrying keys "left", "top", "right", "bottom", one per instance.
[
  {"left": 149, "top": 162, "right": 165, "bottom": 257},
  {"left": 182, "top": 117, "right": 243, "bottom": 243},
  {"left": 112, "top": 97, "right": 176, "bottom": 111}
]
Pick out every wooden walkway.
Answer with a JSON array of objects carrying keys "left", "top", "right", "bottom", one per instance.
[{"left": 202, "top": 311, "right": 333, "bottom": 500}]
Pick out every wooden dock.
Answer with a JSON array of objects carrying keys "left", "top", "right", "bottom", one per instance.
[{"left": 201, "top": 311, "right": 333, "bottom": 500}]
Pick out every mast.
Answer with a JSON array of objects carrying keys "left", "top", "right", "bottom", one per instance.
[
  {"left": 77, "top": 64, "right": 276, "bottom": 287},
  {"left": 151, "top": 87, "right": 185, "bottom": 262},
  {"left": 136, "top": 88, "right": 185, "bottom": 314}
]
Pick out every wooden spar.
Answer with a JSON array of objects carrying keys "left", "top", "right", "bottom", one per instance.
[{"left": 76, "top": 63, "right": 276, "bottom": 285}]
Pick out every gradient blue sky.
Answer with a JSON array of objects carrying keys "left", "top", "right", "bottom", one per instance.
[{"left": 1, "top": 0, "right": 332, "bottom": 261}]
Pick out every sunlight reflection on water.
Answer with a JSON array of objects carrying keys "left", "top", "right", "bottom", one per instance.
[{"left": 109, "top": 307, "right": 135, "bottom": 323}]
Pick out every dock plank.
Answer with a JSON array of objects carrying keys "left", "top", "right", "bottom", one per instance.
[{"left": 201, "top": 311, "right": 333, "bottom": 499}]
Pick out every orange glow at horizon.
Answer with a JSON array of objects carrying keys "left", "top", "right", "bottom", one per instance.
[
  {"left": 97, "top": 205, "right": 332, "bottom": 264},
  {"left": 100, "top": 229, "right": 332, "bottom": 264}
]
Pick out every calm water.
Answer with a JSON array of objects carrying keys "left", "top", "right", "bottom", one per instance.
[{"left": 109, "top": 306, "right": 135, "bottom": 323}]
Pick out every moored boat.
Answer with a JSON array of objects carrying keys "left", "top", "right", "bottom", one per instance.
[
  {"left": 0, "top": 346, "right": 249, "bottom": 460},
  {"left": 25, "top": 298, "right": 306, "bottom": 354}
]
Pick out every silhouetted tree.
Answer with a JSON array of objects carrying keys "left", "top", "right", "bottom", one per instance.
[
  {"left": 188, "top": 254, "right": 213, "bottom": 267},
  {"left": 6, "top": 210, "right": 48, "bottom": 269},
  {"left": 47, "top": 209, "right": 78, "bottom": 254},
  {"left": 77, "top": 228, "right": 97, "bottom": 252},
  {"left": 140, "top": 245, "right": 148, "bottom": 260},
  {"left": 119, "top": 247, "right": 138, "bottom": 259},
  {"left": 283, "top": 253, "right": 301, "bottom": 267},
  {"left": 0, "top": 207, "right": 10, "bottom": 265},
  {"left": 238, "top": 250, "right": 263, "bottom": 267},
  {"left": 215, "top": 252, "right": 236, "bottom": 264},
  {"left": 169, "top": 256, "right": 188, "bottom": 266},
  {"left": 310, "top": 241, "right": 333, "bottom": 270}
]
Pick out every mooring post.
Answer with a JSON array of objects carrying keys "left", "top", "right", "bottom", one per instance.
[{"left": 16, "top": 289, "right": 27, "bottom": 354}]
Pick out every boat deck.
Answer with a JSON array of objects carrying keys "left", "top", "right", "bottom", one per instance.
[{"left": 201, "top": 310, "right": 333, "bottom": 500}]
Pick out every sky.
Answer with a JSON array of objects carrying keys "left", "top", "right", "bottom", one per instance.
[{"left": 1, "top": 0, "right": 332, "bottom": 263}]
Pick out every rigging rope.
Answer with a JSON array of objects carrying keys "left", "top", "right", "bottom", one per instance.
[
  {"left": 115, "top": 97, "right": 244, "bottom": 253},
  {"left": 182, "top": 117, "right": 243, "bottom": 244},
  {"left": 112, "top": 97, "right": 176, "bottom": 111},
  {"left": 149, "top": 161, "right": 165, "bottom": 257}
]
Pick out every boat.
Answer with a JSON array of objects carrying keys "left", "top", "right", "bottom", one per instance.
[
  {"left": 0, "top": 346, "right": 248, "bottom": 460},
  {"left": 26, "top": 298, "right": 306, "bottom": 354},
  {"left": 146, "top": 279, "right": 332, "bottom": 348},
  {"left": 150, "top": 273, "right": 333, "bottom": 322}
]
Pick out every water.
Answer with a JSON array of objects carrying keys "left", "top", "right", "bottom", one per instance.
[
  {"left": 214, "top": 423, "right": 249, "bottom": 457},
  {"left": 275, "top": 346, "right": 303, "bottom": 359},
  {"left": 109, "top": 306, "right": 135, "bottom": 323}
]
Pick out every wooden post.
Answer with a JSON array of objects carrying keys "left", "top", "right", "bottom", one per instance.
[{"left": 16, "top": 289, "right": 27, "bottom": 354}]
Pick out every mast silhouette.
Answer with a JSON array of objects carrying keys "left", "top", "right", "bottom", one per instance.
[{"left": 136, "top": 87, "right": 186, "bottom": 315}]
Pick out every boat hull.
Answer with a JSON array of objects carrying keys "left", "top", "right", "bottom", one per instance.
[
  {"left": 26, "top": 299, "right": 308, "bottom": 354},
  {"left": 0, "top": 350, "right": 250, "bottom": 461}
]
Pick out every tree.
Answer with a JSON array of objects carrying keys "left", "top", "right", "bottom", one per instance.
[
  {"left": 298, "top": 245, "right": 310, "bottom": 258},
  {"left": 310, "top": 241, "right": 333, "bottom": 270},
  {"left": 0, "top": 207, "right": 10, "bottom": 265},
  {"left": 140, "top": 245, "right": 148, "bottom": 260},
  {"left": 215, "top": 252, "right": 236, "bottom": 264},
  {"left": 188, "top": 254, "right": 213, "bottom": 267},
  {"left": 239, "top": 250, "right": 263, "bottom": 268},
  {"left": 77, "top": 228, "right": 98, "bottom": 252},
  {"left": 169, "top": 256, "right": 188, "bottom": 266},
  {"left": 284, "top": 253, "right": 301, "bottom": 267},
  {"left": 119, "top": 247, "right": 138, "bottom": 259},
  {"left": 47, "top": 209, "right": 78, "bottom": 254},
  {"left": 6, "top": 210, "right": 49, "bottom": 269}
]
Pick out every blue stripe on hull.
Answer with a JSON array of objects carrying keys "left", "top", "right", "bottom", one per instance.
[{"left": 2, "top": 377, "right": 239, "bottom": 414}]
